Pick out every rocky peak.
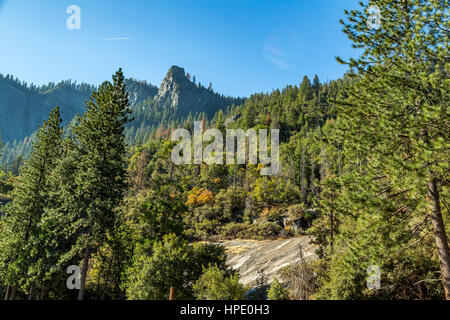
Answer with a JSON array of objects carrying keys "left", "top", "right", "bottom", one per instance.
[
  {"left": 167, "top": 65, "right": 188, "bottom": 80},
  {"left": 154, "top": 66, "right": 196, "bottom": 111},
  {"left": 154, "top": 65, "right": 241, "bottom": 116}
]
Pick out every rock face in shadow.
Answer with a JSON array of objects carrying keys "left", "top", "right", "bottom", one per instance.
[
  {"left": 0, "top": 76, "right": 158, "bottom": 143},
  {"left": 222, "top": 236, "right": 317, "bottom": 287},
  {"left": 154, "top": 65, "right": 242, "bottom": 116},
  {"left": 0, "top": 79, "right": 90, "bottom": 142}
]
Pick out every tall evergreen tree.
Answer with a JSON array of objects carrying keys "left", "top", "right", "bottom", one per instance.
[
  {"left": 0, "top": 107, "right": 63, "bottom": 299},
  {"left": 324, "top": 0, "right": 449, "bottom": 298},
  {"left": 312, "top": 75, "right": 320, "bottom": 97},
  {"left": 69, "top": 69, "right": 131, "bottom": 300},
  {"left": 299, "top": 76, "right": 313, "bottom": 102}
]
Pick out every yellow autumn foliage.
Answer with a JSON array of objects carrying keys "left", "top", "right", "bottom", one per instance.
[{"left": 185, "top": 187, "right": 215, "bottom": 207}]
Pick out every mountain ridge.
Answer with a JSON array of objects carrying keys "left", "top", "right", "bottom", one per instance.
[{"left": 0, "top": 66, "right": 242, "bottom": 144}]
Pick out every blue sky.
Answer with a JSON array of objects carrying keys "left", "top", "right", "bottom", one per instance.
[{"left": 0, "top": 0, "right": 360, "bottom": 97}]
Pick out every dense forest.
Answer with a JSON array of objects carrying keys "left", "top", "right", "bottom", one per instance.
[{"left": 0, "top": 0, "right": 448, "bottom": 300}]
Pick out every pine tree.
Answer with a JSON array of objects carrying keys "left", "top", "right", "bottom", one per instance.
[
  {"left": 299, "top": 76, "right": 312, "bottom": 102},
  {"left": 327, "top": 0, "right": 449, "bottom": 298},
  {"left": 0, "top": 107, "right": 63, "bottom": 299},
  {"left": 69, "top": 69, "right": 131, "bottom": 300},
  {"left": 312, "top": 75, "right": 320, "bottom": 97}
]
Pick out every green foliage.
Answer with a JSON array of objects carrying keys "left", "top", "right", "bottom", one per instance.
[
  {"left": 0, "top": 107, "right": 63, "bottom": 295},
  {"left": 125, "top": 234, "right": 227, "bottom": 300},
  {"left": 267, "top": 277, "right": 288, "bottom": 300},
  {"left": 0, "top": 69, "right": 137, "bottom": 300},
  {"left": 0, "top": 171, "right": 14, "bottom": 195},
  {"left": 140, "top": 189, "right": 186, "bottom": 242},
  {"left": 193, "top": 265, "right": 246, "bottom": 300},
  {"left": 252, "top": 177, "right": 300, "bottom": 206},
  {"left": 311, "top": 0, "right": 450, "bottom": 299}
]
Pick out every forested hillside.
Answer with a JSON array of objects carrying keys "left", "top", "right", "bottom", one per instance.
[{"left": 0, "top": 0, "right": 448, "bottom": 301}]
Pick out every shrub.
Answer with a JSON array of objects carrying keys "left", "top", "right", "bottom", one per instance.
[
  {"left": 252, "top": 177, "right": 300, "bottom": 206},
  {"left": 220, "top": 222, "right": 248, "bottom": 239},
  {"left": 288, "top": 204, "right": 305, "bottom": 219},
  {"left": 186, "top": 187, "right": 215, "bottom": 207},
  {"left": 125, "top": 234, "right": 227, "bottom": 300},
  {"left": 268, "top": 277, "right": 289, "bottom": 300},
  {"left": 193, "top": 265, "right": 246, "bottom": 300},
  {"left": 267, "top": 209, "right": 282, "bottom": 223}
]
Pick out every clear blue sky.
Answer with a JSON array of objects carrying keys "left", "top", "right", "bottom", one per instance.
[{"left": 0, "top": 0, "right": 360, "bottom": 97}]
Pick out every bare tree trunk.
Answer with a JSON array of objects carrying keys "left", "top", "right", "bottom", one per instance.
[
  {"left": 428, "top": 176, "right": 450, "bottom": 300},
  {"left": 40, "top": 283, "right": 46, "bottom": 300},
  {"left": 9, "top": 286, "right": 16, "bottom": 300},
  {"left": 28, "top": 282, "right": 34, "bottom": 300},
  {"left": 4, "top": 286, "right": 10, "bottom": 300},
  {"left": 78, "top": 246, "right": 91, "bottom": 300}
]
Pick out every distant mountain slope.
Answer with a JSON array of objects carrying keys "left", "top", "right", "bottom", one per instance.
[
  {"left": 0, "top": 74, "right": 160, "bottom": 143},
  {"left": 125, "top": 78, "right": 159, "bottom": 106},
  {"left": 0, "top": 76, "right": 93, "bottom": 142},
  {"left": 0, "top": 66, "right": 240, "bottom": 144}
]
